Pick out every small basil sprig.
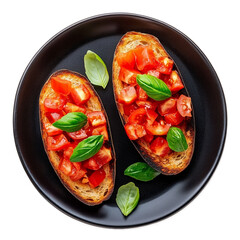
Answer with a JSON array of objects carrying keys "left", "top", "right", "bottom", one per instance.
[
  {"left": 52, "top": 112, "right": 87, "bottom": 132},
  {"left": 84, "top": 50, "right": 109, "bottom": 89},
  {"left": 136, "top": 74, "right": 171, "bottom": 101},
  {"left": 70, "top": 135, "right": 104, "bottom": 162},
  {"left": 116, "top": 182, "right": 140, "bottom": 217},
  {"left": 124, "top": 162, "right": 160, "bottom": 181},
  {"left": 166, "top": 127, "right": 188, "bottom": 152}
]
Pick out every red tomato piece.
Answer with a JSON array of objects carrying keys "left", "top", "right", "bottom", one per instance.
[
  {"left": 44, "top": 122, "right": 63, "bottom": 136},
  {"left": 67, "top": 129, "right": 88, "bottom": 140},
  {"left": 63, "top": 102, "right": 86, "bottom": 114},
  {"left": 164, "top": 111, "right": 184, "bottom": 125},
  {"left": 118, "top": 86, "right": 137, "bottom": 105},
  {"left": 82, "top": 158, "right": 100, "bottom": 170},
  {"left": 51, "top": 77, "right": 72, "bottom": 95},
  {"left": 70, "top": 168, "right": 87, "bottom": 181},
  {"left": 46, "top": 112, "right": 64, "bottom": 123},
  {"left": 146, "top": 69, "right": 160, "bottom": 78},
  {"left": 44, "top": 96, "right": 66, "bottom": 112},
  {"left": 91, "top": 125, "right": 109, "bottom": 141},
  {"left": 63, "top": 146, "right": 74, "bottom": 159},
  {"left": 117, "top": 50, "right": 136, "bottom": 69},
  {"left": 146, "top": 109, "right": 158, "bottom": 125},
  {"left": 88, "top": 168, "right": 106, "bottom": 188},
  {"left": 163, "top": 71, "right": 184, "bottom": 93},
  {"left": 157, "top": 57, "right": 174, "bottom": 75},
  {"left": 150, "top": 137, "right": 171, "bottom": 157},
  {"left": 136, "top": 85, "right": 148, "bottom": 100},
  {"left": 58, "top": 158, "right": 72, "bottom": 176},
  {"left": 119, "top": 67, "right": 140, "bottom": 85},
  {"left": 158, "top": 97, "right": 177, "bottom": 116},
  {"left": 124, "top": 123, "right": 147, "bottom": 140},
  {"left": 177, "top": 94, "right": 192, "bottom": 117},
  {"left": 134, "top": 45, "right": 158, "bottom": 72},
  {"left": 47, "top": 134, "right": 70, "bottom": 151},
  {"left": 142, "top": 134, "right": 154, "bottom": 143},
  {"left": 145, "top": 120, "right": 171, "bottom": 135},
  {"left": 71, "top": 85, "right": 91, "bottom": 105},
  {"left": 123, "top": 103, "right": 138, "bottom": 116},
  {"left": 87, "top": 111, "right": 106, "bottom": 127},
  {"left": 135, "top": 100, "right": 158, "bottom": 111},
  {"left": 128, "top": 108, "right": 147, "bottom": 124}
]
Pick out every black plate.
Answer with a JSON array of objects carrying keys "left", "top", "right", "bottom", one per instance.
[{"left": 13, "top": 13, "right": 227, "bottom": 228}]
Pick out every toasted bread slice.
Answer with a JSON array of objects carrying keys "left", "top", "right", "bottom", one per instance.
[
  {"left": 112, "top": 32, "right": 195, "bottom": 175},
  {"left": 39, "top": 69, "right": 115, "bottom": 205}
]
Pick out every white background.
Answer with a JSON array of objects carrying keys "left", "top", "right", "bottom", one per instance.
[{"left": 1, "top": 0, "right": 239, "bottom": 239}]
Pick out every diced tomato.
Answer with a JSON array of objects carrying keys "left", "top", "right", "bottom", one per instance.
[
  {"left": 128, "top": 108, "right": 147, "bottom": 124},
  {"left": 123, "top": 103, "right": 138, "bottom": 116},
  {"left": 88, "top": 168, "right": 106, "bottom": 188},
  {"left": 117, "top": 50, "right": 136, "bottom": 70},
  {"left": 67, "top": 129, "right": 88, "bottom": 140},
  {"left": 163, "top": 71, "right": 184, "bottom": 93},
  {"left": 146, "top": 109, "right": 158, "bottom": 125},
  {"left": 136, "top": 85, "right": 148, "bottom": 100},
  {"left": 119, "top": 67, "right": 140, "bottom": 85},
  {"left": 157, "top": 57, "right": 174, "bottom": 75},
  {"left": 83, "top": 158, "right": 100, "bottom": 170},
  {"left": 44, "top": 122, "right": 63, "bottom": 136},
  {"left": 63, "top": 146, "right": 74, "bottom": 159},
  {"left": 177, "top": 94, "right": 192, "bottom": 117},
  {"left": 124, "top": 123, "right": 147, "bottom": 140},
  {"left": 164, "top": 111, "right": 184, "bottom": 125},
  {"left": 87, "top": 111, "right": 106, "bottom": 127},
  {"left": 146, "top": 69, "right": 160, "bottom": 78},
  {"left": 51, "top": 77, "right": 72, "bottom": 95},
  {"left": 71, "top": 85, "right": 91, "bottom": 105},
  {"left": 145, "top": 120, "right": 171, "bottom": 135},
  {"left": 44, "top": 96, "right": 66, "bottom": 112},
  {"left": 143, "top": 134, "right": 154, "bottom": 143},
  {"left": 46, "top": 112, "right": 64, "bottom": 123},
  {"left": 47, "top": 134, "right": 70, "bottom": 151},
  {"left": 92, "top": 125, "right": 109, "bottom": 141},
  {"left": 158, "top": 97, "right": 177, "bottom": 116},
  {"left": 70, "top": 168, "right": 87, "bottom": 181},
  {"left": 63, "top": 102, "right": 86, "bottom": 114},
  {"left": 135, "top": 100, "right": 158, "bottom": 110},
  {"left": 134, "top": 45, "right": 158, "bottom": 72},
  {"left": 58, "top": 158, "right": 72, "bottom": 176},
  {"left": 118, "top": 86, "right": 137, "bottom": 105},
  {"left": 150, "top": 137, "right": 171, "bottom": 157}
]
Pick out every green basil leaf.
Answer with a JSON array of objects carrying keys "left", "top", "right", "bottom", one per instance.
[
  {"left": 116, "top": 182, "right": 140, "bottom": 216},
  {"left": 166, "top": 127, "right": 188, "bottom": 152},
  {"left": 136, "top": 74, "right": 171, "bottom": 101},
  {"left": 124, "top": 162, "right": 160, "bottom": 181},
  {"left": 70, "top": 135, "right": 104, "bottom": 162},
  {"left": 84, "top": 50, "right": 109, "bottom": 89},
  {"left": 52, "top": 112, "right": 87, "bottom": 132}
]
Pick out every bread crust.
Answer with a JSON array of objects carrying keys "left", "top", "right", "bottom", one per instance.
[
  {"left": 39, "top": 69, "right": 116, "bottom": 205},
  {"left": 112, "top": 32, "right": 195, "bottom": 175}
]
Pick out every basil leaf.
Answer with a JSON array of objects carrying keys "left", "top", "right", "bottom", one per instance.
[
  {"left": 52, "top": 112, "right": 87, "bottom": 132},
  {"left": 84, "top": 50, "right": 109, "bottom": 89},
  {"left": 136, "top": 74, "right": 171, "bottom": 101},
  {"left": 116, "top": 182, "right": 140, "bottom": 216},
  {"left": 166, "top": 127, "right": 188, "bottom": 152},
  {"left": 70, "top": 135, "right": 104, "bottom": 162},
  {"left": 124, "top": 162, "right": 160, "bottom": 181}
]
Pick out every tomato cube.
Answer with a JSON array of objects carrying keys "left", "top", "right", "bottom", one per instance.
[
  {"left": 71, "top": 85, "right": 91, "bottom": 105},
  {"left": 150, "top": 137, "right": 171, "bottom": 157},
  {"left": 51, "top": 77, "right": 72, "bottom": 95},
  {"left": 118, "top": 86, "right": 137, "bottom": 105}
]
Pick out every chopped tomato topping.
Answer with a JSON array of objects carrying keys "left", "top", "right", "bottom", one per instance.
[
  {"left": 145, "top": 120, "right": 170, "bottom": 135},
  {"left": 118, "top": 86, "right": 137, "bottom": 105},
  {"left": 117, "top": 50, "right": 136, "bottom": 69},
  {"left": 124, "top": 123, "right": 147, "bottom": 140},
  {"left": 158, "top": 97, "right": 177, "bottom": 116},
  {"left": 63, "top": 146, "right": 74, "bottom": 159},
  {"left": 119, "top": 68, "right": 140, "bottom": 85},
  {"left": 163, "top": 71, "right": 184, "bottom": 93},
  {"left": 70, "top": 168, "right": 87, "bottom": 181},
  {"left": 46, "top": 112, "right": 64, "bottom": 123},
  {"left": 47, "top": 134, "right": 70, "bottom": 151},
  {"left": 128, "top": 108, "right": 147, "bottom": 124},
  {"left": 164, "top": 111, "right": 184, "bottom": 125},
  {"left": 135, "top": 100, "right": 158, "bottom": 111},
  {"left": 177, "top": 94, "right": 192, "bottom": 117},
  {"left": 71, "top": 85, "right": 91, "bottom": 105},
  {"left": 146, "top": 109, "right": 158, "bottom": 125},
  {"left": 136, "top": 85, "right": 148, "bottom": 101},
  {"left": 91, "top": 125, "right": 109, "bottom": 141},
  {"left": 142, "top": 134, "right": 154, "bottom": 143},
  {"left": 58, "top": 158, "right": 72, "bottom": 176},
  {"left": 134, "top": 45, "right": 158, "bottom": 72},
  {"left": 87, "top": 111, "right": 106, "bottom": 127},
  {"left": 44, "top": 122, "right": 63, "bottom": 136},
  {"left": 123, "top": 103, "right": 138, "bottom": 116},
  {"left": 146, "top": 69, "right": 160, "bottom": 78},
  {"left": 44, "top": 96, "right": 66, "bottom": 112},
  {"left": 51, "top": 77, "right": 72, "bottom": 95},
  {"left": 63, "top": 102, "right": 86, "bottom": 114},
  {"left": 67, "top": 129, "right": 88, "bottom": 140},
  {"left": 157, "top": 57, "right": 174, "bottom": 75},
  {"left": 150, "top": 137, "right": 171, "bottom": 157},
  {"left": 88, "top": 168, "right": 106, "bottom": 188}
]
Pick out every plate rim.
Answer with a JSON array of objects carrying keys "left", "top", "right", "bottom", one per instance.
[{"left": 13, "top": 12, "right": 227, "bottom": 228}]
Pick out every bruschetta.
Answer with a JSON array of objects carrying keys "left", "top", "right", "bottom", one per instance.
[
  {"left": 39, "top": 69, "right": 115, "bottom": 205},
  {"left": 112, "top": 32, "right": 195, "bottom": 175}
]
